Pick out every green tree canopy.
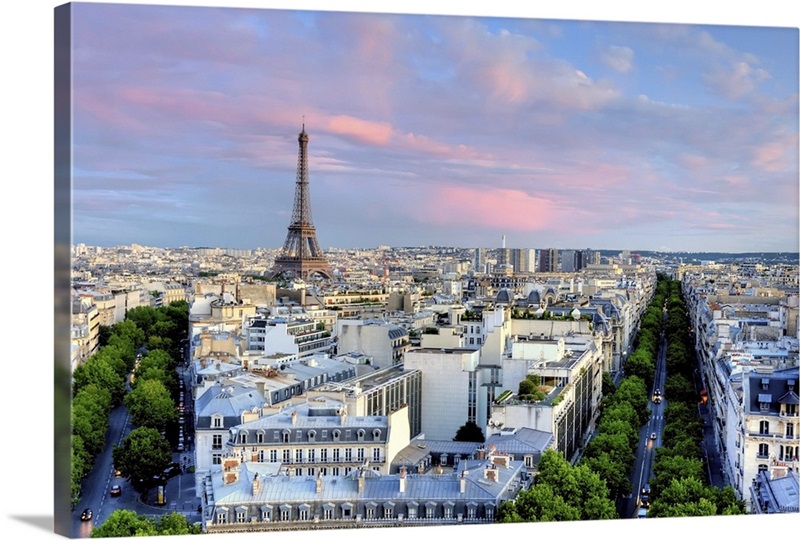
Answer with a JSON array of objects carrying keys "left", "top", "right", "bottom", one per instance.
[
  {"left": 112, "top": 427, "right": 172, "bottom": 493},
  {"left": 125, "top": 379, "right": 177, "bottom": 431},
  {"left": 90, "top": 509, "right": 157, "bottom": 537}
]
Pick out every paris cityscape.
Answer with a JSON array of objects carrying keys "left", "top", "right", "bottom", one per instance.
[{"left": 44, "top": 1, "right": 800, "bottom": 539}]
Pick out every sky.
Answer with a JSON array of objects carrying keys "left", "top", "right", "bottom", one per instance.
[{"left": 65, "top": 2, "right": 799, "bottom": 254}]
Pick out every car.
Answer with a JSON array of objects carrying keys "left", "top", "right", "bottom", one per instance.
[
  {"left": 110, "top": 484, "right": 121, "bottom": 497},
  {"left": 164, "top": 463, "right": 182, "bottom": 479},
  {"left": 654, "top": 388, "right": 661, "bottom": 396},
  {"left": 653, "top": 396, "right": 662, "bottom": 404},
  {"left": 80, "top": 508, "right": 93, "bottom": 521},
  {"left": 641, "top": 483, "right": 651, "bottom": 495},
  {"left": 177, "top": 442, "right": 185, "bottom": 452},
  {"left": 650, "top": 432, "right": 657, "bottom": 440},
  {"left": 637, "top": 507, "right": 647, "bottom": 519},
  {"left": 113, "top": 467, "right": 122, "bottom": 477},
  {"left": 640, "top": 494, "right": 650, "bottom": 508}
]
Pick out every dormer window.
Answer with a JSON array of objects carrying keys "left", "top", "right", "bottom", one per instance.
[
  {"left": 212, "top": 415, "right": 223, "bottom": 428},
  {"left": 761, "top": 378, "right": 770, "bottom": 391},
  {"left": 332, "top": 430, "right": 340, "bottom": 442},
  {"left": 758, "top": 394, "right": 772, "bottom": 413},
  {"left": 308, "top": 430, "right": 316, "bottom": 443},
  {"left": 372, "top": 429, "right": 381, "bottom": 441}
]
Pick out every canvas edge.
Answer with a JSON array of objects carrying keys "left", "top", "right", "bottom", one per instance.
[{"left": 54, "top": 2, "right": 74, "bottom": 537}]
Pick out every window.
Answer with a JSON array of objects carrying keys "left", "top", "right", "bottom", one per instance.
[
  {"left": 333, "top": 430, "right": 340, "bottom": 442},
  {"left": 345, "top": 448, "right": 352, "bottom": 462},
  {"left": 213, "top": 416, "right": 222, "bottom": 428},
  {"left": 283, "top": 449, "right": 290, "bottom": 462},
  {"left": 467, "top": 506, "right": 476, "bottom": 519},
  {"left": 239, "top": 433, "right": 247, "bottom": 444},
  {"left": 258, "top": 450, "right": 264, "bottom": 462},
  {"left": 408, "top": 507, "right": 416, "bottom": 519},
  {"left": 262, "top": 509, "right": 272, "bottom": 522},
  {"left": 758, "top": 443, "right": 769, "bottom": 458},
  {"left": 426, "top": 505, "right": 435, "bottom": 519},
  {"left": 280, "top": 509, "right": 290, "bottom": 521},
  {"left": 299, "top": 509, "right": 309, "bottom": 520},
  {"left": 213, "top": 454, "right": 221, "bottom": 465},
  {"left": 308, "top": 430, "right": 316, "bottom": 442},
  {"left": 308, "top": 449, "right": 316, "bottom": 463},
  {"left": 357, "top": 430, "right": 365, "bottom": 442},
  {"left": 257, "top": 432, "right": 264, "bottom": 444},
  {"left": 373, "top": 448, "right": 380, "bottom": 461},
  {"left": 270, "top": 450, "right": 278, "bottom": 463},
  {"left": 760, "top": 421, "right": 770, "bottom": 435},
  {"left": 384, "top": 506, "right": 393, "bottom": 519},
  {"left": 333, "top": 448, "right": 340, "bottom": 462},
  {"left": 332, "top": 467, "right": 340, "bottom": 476},
  {"left": 236, "top": 510, "right": 246, "bottom": 523},
  {"left": 295, "top": 449, "right": 303, "bottom": 463},
  {"left": 787, "top": 424, "right": 795, "bottom": 438},
  {"left": 212, "top": 435, "right": 222, "bottom": 450},
  {"left": 366, "top": 506, "right": 375, "bottom": 519},
  {"left": 373, "top": 429, "right": 381, "bottom": 441},
  {"left": 357, "top": 448, "right": 365, "bottom": 462},
  {"left": 322, "top": 430, "right": 328, "bottom": 439},
  {"left": 444, "top": 506, "right": 452, "bottom": 519},
  {"left": 486, "top": 506, "right": 494, "bottom": 520},
  {"left": 283, "top": 431, "right": 290, "bottom": 443},
  {"left": 324, "top": 508, "right": 333, "bottom": 520},
  {"left": 524, "top": 455, "right": 534, "bottom": 468},
  {"left": 217, "top": 512, "right": 227, "bottom": 524}
]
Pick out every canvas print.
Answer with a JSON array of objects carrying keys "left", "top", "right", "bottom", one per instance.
[{"left": 54, "top": 2, "right": 800, "bottom": 539}]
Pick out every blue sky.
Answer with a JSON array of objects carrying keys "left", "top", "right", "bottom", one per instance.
[{"left": 63, "top": 1, "right": 799, "bottom": 253}]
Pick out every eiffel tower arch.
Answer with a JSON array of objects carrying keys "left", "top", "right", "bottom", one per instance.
[{"left": 270, "top": 125, "right": 333, "bottom": 281}]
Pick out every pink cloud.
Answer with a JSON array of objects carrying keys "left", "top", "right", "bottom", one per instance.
[
  {"left": 751, "top": 135, "right": 798, "bottom": 172},
  {"left": 412, "top": 185, "right": 556, "bottom": 231},
  {"left": 325, "top": 115, "right": 393, "bottom": 145}
]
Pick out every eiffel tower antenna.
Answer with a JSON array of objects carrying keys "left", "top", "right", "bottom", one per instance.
[{"left": 270, "top": 124, "right": 332, "bottom": 281}]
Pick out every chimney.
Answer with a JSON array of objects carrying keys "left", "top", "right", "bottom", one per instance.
[
  {"left": 252, "top": 473, "right": 260, "bottom": 495},
  {"left": 316, "top": 471, "right": 323, "bottom": 494},
  {"left": 339, "top": 407, "right": 347, "bottom": 425},
  {"left": 291, "top": 410, "right": 297, "bottom": 425},
  {"left": 399, "top": 467, "right": 406, "bottom": 493},
  {"left": 358, "top": 470, "right": 365, "bottom": 494},
  {"left": 460, "top": 470, "right": 467, "bottom": 493}
]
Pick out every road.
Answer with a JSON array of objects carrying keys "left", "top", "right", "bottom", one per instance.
[{"left": 72, "top": 365, "right": 200, "bottom": 537}]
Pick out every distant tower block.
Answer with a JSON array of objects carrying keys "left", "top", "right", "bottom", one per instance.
[{"left": 270, "top": 125, "right": 332, "bottom": 281}]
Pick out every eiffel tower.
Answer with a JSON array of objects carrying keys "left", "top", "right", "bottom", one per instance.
[{"left": 270, "top": 125, "right": 333, "bottom": 281}]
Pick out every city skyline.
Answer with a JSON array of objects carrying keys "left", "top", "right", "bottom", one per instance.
[{"left": 69, "top": 3, "right": 799, "bottom": 253}]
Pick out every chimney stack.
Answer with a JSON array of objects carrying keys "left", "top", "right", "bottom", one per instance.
[
  {"left": 399, "top": 467, "right": 406, "bottom": 493},
  {"left": 291, "top": 410, "right": 297, "bottom": 425},
  {"left": 252, "top": 473, "right": 260, "bottom": 495},
  {"left": 316, "top": 471, "right": 323, "bottom": 494},
  {"left": 358, "top": 470, "right": 365, "bottom": 494},
  {"left": 459, "top": 470, "right": 467, "bottom": 493}
]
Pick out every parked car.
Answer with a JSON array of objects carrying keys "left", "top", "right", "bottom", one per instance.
[
  {"left": 80, "top": 508, "right": 93, "bottom": 521},
  {"left": 110, "top": 485, "right": 122, "bottom": 497}
]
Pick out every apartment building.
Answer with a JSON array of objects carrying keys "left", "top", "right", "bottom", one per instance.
[
  {"left": 336, "top": 320, "right": 410, "bottom": 368},
  {"left": 487, "top": 333, "right": 602, "bottom": 462},
  {"left": 200, "top": 446, "right": 530, "bottom": 533},
  {"left": 306, "top": 363, "right": 423, "bottom": 439},
  {"left": 403, "top": 348, "right": 489, "bottom": 441}
]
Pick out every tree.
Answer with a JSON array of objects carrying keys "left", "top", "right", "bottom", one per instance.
[
  {"left": 125, "top": 379, "right": 177, "bottom": 431},
  {"left": 156, "top": 512, "right": 202, "bottom": 535},
  {"left": 453, "top": 420, "right": 485, "bottom": 442},
  {"left": 113, "top": 427, "right": 172, "bottom": 493},
  {"left": 72, "top": 354, "right": 126, "bottom": 404},
  {"left": 601, "top": 371, "right": 616, "bottom": 398},
  {"left": 90, "top": 509, "right": 157, "bottom": 537},
  {"left": 498, "top": 483, "right": 580, "bottom": 522}
]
